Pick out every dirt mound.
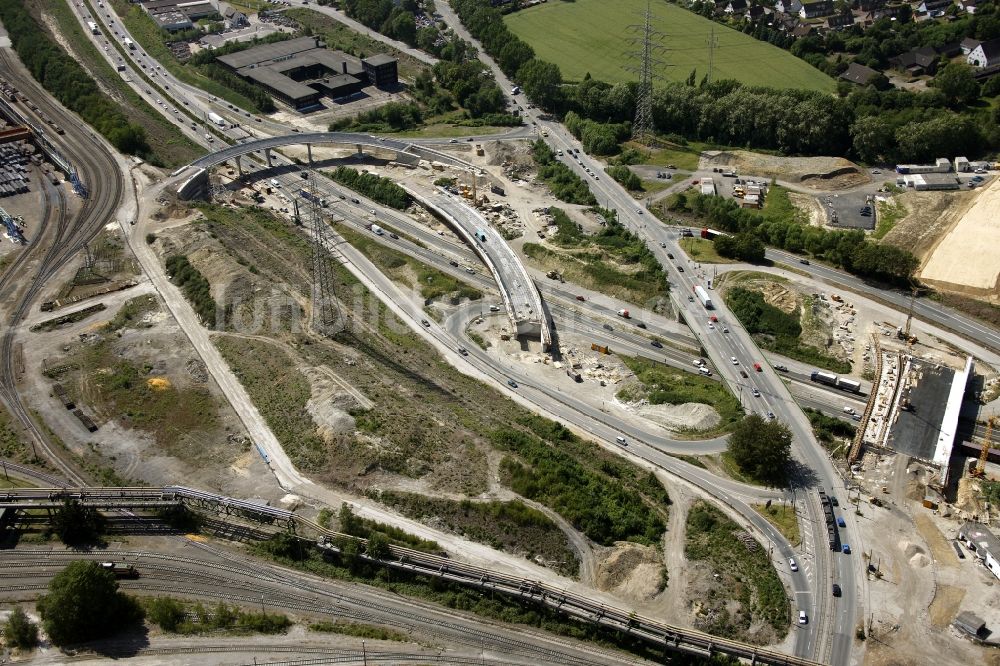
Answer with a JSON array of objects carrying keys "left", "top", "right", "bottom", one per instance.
[
  {"left": 898, "top": 540, "right": 926, "bottom": 559},
  {"left": 303, "top": 366, "right": 358, "bottom": 443},
  {"left": 702, "top": 150, "right": 868, "bottom": 190},
  {"left": 595, "top": 542, "right": 665, "bottom": 602},
  {"left": 638, "top": 402, "right": 720, "bottom": 431}
]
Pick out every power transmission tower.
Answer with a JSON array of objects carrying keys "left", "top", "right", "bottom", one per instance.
[
  {"left": 706, "top": 26, "right": 719, "bottom": 85},
  {"left": 624, "top": 1, "right": 668, "bottom": 146},
  {"left": 303, "top": 172, "right": 344, "bottom": 337}
]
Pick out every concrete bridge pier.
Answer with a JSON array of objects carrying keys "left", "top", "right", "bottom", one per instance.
[
  {"left": 264, "top": 148, "right": 273, "bottom": 167},
  {"left": 233, "top": 155, "right": 243, "bottom": 177},
  {"left": 307, "top": 143, "right": 313, "bottom": 165}
]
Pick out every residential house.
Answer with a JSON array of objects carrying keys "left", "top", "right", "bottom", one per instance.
[
  {"left": 725, "top": 0, "right": 749, "bottom": 14},
  {"left": 958, "top": 0, "right": 979, "bottom": 14},
  {"left": 858, "top": 0, "right": 885, "bottom": 11},
  {"left": 890, "top": 45, "right": 941, "bottom": 75},
  {"left": 961, "top": 37, "right": 981, "bottom": 55},
  {"left": 775, "top": 0, "right": 803, "bottom": 15},
  {"left": 799, "top": 0, "right": 834, "bottom": 19},
  {"left": 968, "top": 37, "right": 1000, "bottom": 68},
  {"left": 917, "top": 0, "right": 952, "bottom": 15},
  {"left": 826, "top": 13, "right": 855, "bottom": 30},
  {"left": 220, "top": 3, "right": 248, "bottom": 29},
  {"left": 745, "top": 4, "right": 767, "bottom": 21},
  {"left": 791, "top": 23, "right": 814, "bottom": 37},
  {"left": 840, "top": 62, "right": 881, "bottom": 85}
]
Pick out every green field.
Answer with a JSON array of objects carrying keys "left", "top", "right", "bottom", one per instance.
[{"left": 505, "top": 0, "right": 834, "bottom": 92}]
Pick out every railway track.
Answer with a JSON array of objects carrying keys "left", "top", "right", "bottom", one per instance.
[{"left": 0, "top": 48, "right": 126, "bottom": 484}]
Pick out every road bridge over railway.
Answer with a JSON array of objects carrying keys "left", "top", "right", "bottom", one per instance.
[{"left": 2, "top": 485, "right": 818, "bottom": 666}]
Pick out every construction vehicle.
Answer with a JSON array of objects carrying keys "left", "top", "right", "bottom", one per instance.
[
  {"left": 896, "top": 289, "right": 919, "bottom": 344},
  {"left": 972, "top": 417, "right": 996, "bottom": 478}
]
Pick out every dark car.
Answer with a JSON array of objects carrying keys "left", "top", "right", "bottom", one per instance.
[
  {"left": 507, "top": 379, "right": 518, "bottom": 388},
  {"left": 677, "top": 266, "right": 684, "bottom": 272},
  {"left": 420, "top": 319, "right": 430, "bottom": 327},
  {"left": 651, "top": 340, "right": 663, "bottom": 348},
  {"left": 740, "top": 370, "right": 749, "bottom": 378},
  {"left": 351, "top": 198, "right": 360, "bottom": 204},
  {"left": 458, "top": 347, "right": 468, "bottom": 356},
  {"left": 831, "top": 496, "right": 839, "bottom": 507},
  {"left": 799, "top": 258, "right": 810, "bottom": 265},
  {"left": 667, "top": 253, "right": 674, "bottom": 259},
  {"left": 636, "top": 322, "right": 647, "bottom": 329},
  {"left": 449, "top": 260, "right": 459, "bottom": 267},
  {"left": 389, "top": 232, "right": 399, "bottom": 239},
  {"left": 832, "top": 584, "right": 842, "bottom": 597},
  {"left": 575, "top": 295, "right": 585, "bottom": 301},
  {"left": 603, "top": 323, "right": 613, "bottom": 331}
]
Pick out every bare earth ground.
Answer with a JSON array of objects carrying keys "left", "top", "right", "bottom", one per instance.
[
  {"left": 882, "top": 188, "right": 978, "bottom": 260},
  {"left": 701, "top": 151, "right": 869, "bottom": 190},
  {"left": 917, "top": 177, "right": 1000, "bottom": 300}
]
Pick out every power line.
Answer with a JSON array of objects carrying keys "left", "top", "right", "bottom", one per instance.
[
  {"left": 303, "top": 172, "right": 344, "bottom": 337},
  {"left": 707, "top": 25, "right": 719, "bottom": 85}
]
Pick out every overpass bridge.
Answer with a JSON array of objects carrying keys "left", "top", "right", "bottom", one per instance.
[
  {"left": 1, "top": 485, "right": 820, "bottom": 666},
  {"left": 174, "top": 132, "right": 472, "bottom": 200}
]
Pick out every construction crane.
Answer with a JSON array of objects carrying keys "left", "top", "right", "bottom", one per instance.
[
  {"left": 897, "top": 289, "right": 918, "bottom": 344},
  {"left": 973, "top": 416, "right": 997, "bottom": 478}
]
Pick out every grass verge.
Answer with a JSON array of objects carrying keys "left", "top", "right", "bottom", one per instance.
[
  {"left": 753, "top": 503, "right": 801, "bottom": 547},
  {"left": 679, "top": 237, "right": 737, "bottom": 264},
  {"left": 375, "top": 491, "right": 579, "bottom": 577},
  {"left": 309, "top": 620, "right": 409, "bottom": 642},
  {"left": 143, "top": 597, "right": 291, "bottom": 635},
  {"left": 617, "top": 356, "right": 743, "bottom": 435},
  {"left": 873, "top": 199, "right": 907, "bottom": 240},
  {"left": 803, "top": 407, "right": 856, "bottom": 458},
  {"left": 685, "top": 501, "right": 789, "bottom": 643}
]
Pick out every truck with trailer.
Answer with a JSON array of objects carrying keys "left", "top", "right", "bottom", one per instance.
[
  {"left": 124, "top": 37, "right": 135, "bottom": 50},
  {"left": 299, "top": 189, "right": 327, "bottom": 207},
  {"left": 809, "top": 371, "right": 862, "bottom": 393},
  {"left": 208, "top": 112, "right": 226, "bottom": 128},
  {"left": 694, "top": 285, "right": 713, "bottom": 309},
  {"left": 617, "top": 309, "right": 630, "bottom": 319},
  {"left": 87, "top": 21, "right": 99, "bottom": 35},
  {"left": 371, "top": 224, "right": 384, "bottom": 236}
]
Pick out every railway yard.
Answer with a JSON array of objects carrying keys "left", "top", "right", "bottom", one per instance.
[{"left": 1, "top": 2, "right": 1000, "bottom": 666}]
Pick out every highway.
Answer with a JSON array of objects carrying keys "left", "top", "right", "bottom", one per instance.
[{"left": 428, "top": 2, "right": 855, "bottom": 661}]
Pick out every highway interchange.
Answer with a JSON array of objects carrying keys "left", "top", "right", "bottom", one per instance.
[{"left": 1, "top": 1, "right": 998, "bottom": 665}]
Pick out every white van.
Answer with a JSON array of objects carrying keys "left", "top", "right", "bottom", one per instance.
[
  {"left": 798, "top": 610, "right": 808, "bottom": 625},
  {"left": 615, "top": 436, "right": 627, "bottom": 446},
  {"left": 270, "top": 179, "right": 280, "bottom": 188},
  {"left": 698, "top": 367, "right": 712, "bottom": 376}
]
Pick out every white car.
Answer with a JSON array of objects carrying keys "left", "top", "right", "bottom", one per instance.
[
  {"left": 799, "top": 610, "right": 808, "bottom": 625},
  {"left": 708, "top": 323, "right": 715, "bottom": 330},
  {"left": 731, "top": 356, "right": 739, "bottom": 365},
  {"left": 789, "top": 558, "right": 798, "bottom": 572},
  {"left": 843, "top": 406, "right": 856, "bottom": 415},
  {"left": 752, "top": 388, "right": 760, "bottom": 397}
]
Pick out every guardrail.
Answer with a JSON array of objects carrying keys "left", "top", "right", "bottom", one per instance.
[{"left": 0, "top": 485, "right": 820, "bottom": 666}]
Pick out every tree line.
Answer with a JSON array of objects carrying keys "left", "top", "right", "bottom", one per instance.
[
  {"left": 0, "top": 0, "right": 150, "bottom": 157},
  {"left": 670, "top": 191, "right": 919, "bottom": 285}
]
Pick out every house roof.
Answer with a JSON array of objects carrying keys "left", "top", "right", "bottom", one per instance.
[
  {"left": 217, "top": 36, "right": 322, "bottom": 70},
  {"left": 791, "top": 24, "right": 813, "bottom": 36},
  {"left": 840, "top": 62, "right": 880, "bottom": 85},
  {"left": 978, "top": 37, "right": 1000, "bottom": 60},
  {"left": 727, "top": 0, "right": 749, "bottom": 9},
  {"left": 363, "top": 54, "right": 397, "bottom": 67},
  {"left": 962, "top": 37, "right": 982, "bottom": 49}
]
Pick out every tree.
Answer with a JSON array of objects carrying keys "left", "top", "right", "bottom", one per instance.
[
  {"left": 366, "top": 531, "right": 391, "bottom": 559},
  {"left": 3, "top": 607, "right": 38, "bottom": 649},
  {"left": 145, "top": 597, "right": 185, "bottom": 633},
  {"left": 51, "top": 498, "right": 105, "bottom": 546},
  {"left": 516, "top": 59, "right": 562, "bottom": 111},
  {"left": 727, "top": 414, "right": 792, "bottom": 486},
  {"left": 932, "top": 63, "right": 980, "bottom": 106},
  {"left": 37, "top": 561, "right": 143, "bottom": 646}
]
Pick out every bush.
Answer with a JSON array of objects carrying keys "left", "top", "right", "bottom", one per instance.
[
  {"left": 327, "top": 167, "right": 410, "bottom": 209},
  {"left": 330, "top": 102, "right": 423, "bottom": 132},
  {"left": 165, "top": 255, "right": 218, "bottom": 327},
  {"left": 607, "top": 165, "right": 641, "bottom": 190},
  {"left": 3, "top": 607, "right": 38, "bottom": 649},
  {"left": 52, "top": 498, "right": 106, "bottom": 546},
  {"left": 530, "top": 140, "right": 596, "bottom": 205},
  {"left": 727, "top": 414, "right": 792, "bottom": 486}
]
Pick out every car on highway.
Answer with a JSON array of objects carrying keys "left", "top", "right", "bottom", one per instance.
[
  {"left": 458, "top": 347, "right": 468, "bottom": 356},
  {"left": 832, "top": 583, "right": 842, "bottom": 597},
  {"left": 575, "top": 295, "right": 585, "bottom": 301},
  {"left": 660, "top": 242, "right": 666, "bottom": 248},
  {"left": 615, "top": 436, "right": 627, "bottom": 446},
  {"left": 708, "top": 322, "right": 715, "bottom": 330},
  {"left": 507, "top": 379, "right": 518, "bottom": 389},
  {"left": 798, "top": 611, "right": 808, "bottom": 625},
  {"left": 831, "top": 496, "right": 839, "bottom": 507},
  {"left": 837, "top": 516, "right": 846, "bottom": 528},
  {"left": 789, "top": 558, "right": 798, "bottom": 572},
  {"left": 740, "top": 369, "right": 748, "bottom": 378},
  {"left": 842, "top": 544, "right": 851, "bottom": 554},
  {"left": 799, "top": 258, "right": 810, "bottom": 265},
  {"left": 731, "top": 356, "right": 739, "bottom": 365},
  {"left": 843, "top": 406, "right": 856, "bottom": 415},
  {"left": 636, "top": 321, "right": 646, "bottom": 329},
  {"left": 766, "top": 411, "right": 775, "bottom": 419},
  {"left": 650, "top": 340, "right": 663, "bottom": 348},
  {"left": 667, "top": 253, "right": 674, "bottom": 259},
  {"left": 449, "top": 139, "right": 458, "bottom": 143},
  {"left": 489, "top": 305, "right": 501, "bottom": 312},
  {"left": 722, "top": 326, "right": 729, "bottom": 333},
  {"left": 751, "top": 388, "right": 760, "bottom": 397},
  {"left": 449, "top": 260, "right": 459, "bottom": 267},
  {"left": 775, "top": 364, "right": 788, "bottom": 372},
  {"left": 420, "top": 319, "right": 430, "bottom": 327},
  {"left": 677, "top": 266, "right": 684, "bottom": 272},
  {"left": 687, "top": 295, "right": 694, "bottom": 302},
  {"left": 753, "top": 362, "right": 762, "bottom": 372},
  {"left": 465, "top": 267, "right": 475, "bottom": 274},
  {"left": 603, "top": 323, "right": 613, "bottom": 331},
  {"left": 635, "top": 208, "right": 643, "bottom": 214}
]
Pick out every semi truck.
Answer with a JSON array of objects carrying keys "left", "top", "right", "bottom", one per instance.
[
  {"left": 617, "top": 309, "right": 630, "bottom": 319},
  {"left": 124, "top": 37, "right": 135, "bottom": 50},
  {"left": 694, "top": 285, "right": 713, "bottom": 309},
  {"left": 299, "top": 189, "right": 327, "bottom": 207},
  {"left": 208, "top": 112, "right": 226, "bottom": 128},
  {"left": 371, "top": 224, "right": 384, "bottom": 236},
  {"left": 87, "top": 21, "right": 99, "bottom": 35},
  {"left": 809, "top": 371, "right": 862, "bottom": 393}
]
